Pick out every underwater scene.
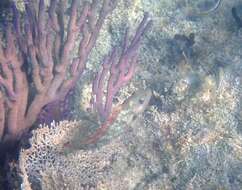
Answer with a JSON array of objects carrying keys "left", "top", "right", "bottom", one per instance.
[{"left": 1, "top": 0, "right": 242, "bottom": 189}]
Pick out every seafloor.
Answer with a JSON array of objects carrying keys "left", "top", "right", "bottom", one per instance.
[{"left": 6, "top": 0, "right": 242, "bottom": 189}]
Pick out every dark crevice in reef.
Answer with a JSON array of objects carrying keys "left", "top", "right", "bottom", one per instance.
[{"left": 0, "top": 144, "right": 21, "bottom": 190}]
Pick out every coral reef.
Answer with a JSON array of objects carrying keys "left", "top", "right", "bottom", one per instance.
[{"left": 14, "top": 0, "right": 242, "bottom": 189}]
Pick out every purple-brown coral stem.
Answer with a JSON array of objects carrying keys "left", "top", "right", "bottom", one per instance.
[{"left": 91, "top": 14, "right": 152, "bottom": 121}]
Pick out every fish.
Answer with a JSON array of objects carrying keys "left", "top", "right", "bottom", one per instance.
[{"left": 82, "top": 88, "right": 152, "bottom": 144}]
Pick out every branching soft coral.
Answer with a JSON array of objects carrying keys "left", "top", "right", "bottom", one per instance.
[{"left": 0, "top": 0, "right": 117, "bottom": 143}]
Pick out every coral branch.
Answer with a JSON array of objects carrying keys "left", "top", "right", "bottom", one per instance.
[{"left": 91, "top": 14, "right": 152, "bottom": 120}]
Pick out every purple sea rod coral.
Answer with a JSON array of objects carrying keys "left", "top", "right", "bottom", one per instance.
[
  {"left": 0, "top": 0, "right": 151, "bottom": 147},
  {"left": 0, "top": 0, "right": 117, "bottom": 144},
  {"left": 84, "top": 14, "right": 152, "bottom": 144},
  {"left": 91, "top": 13, "right": 152, "bottom": 121}
]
